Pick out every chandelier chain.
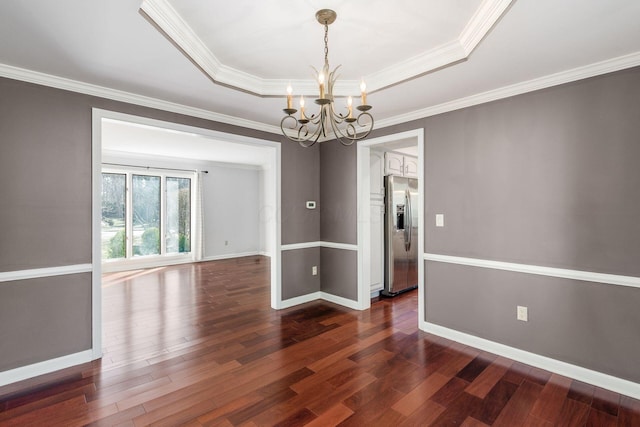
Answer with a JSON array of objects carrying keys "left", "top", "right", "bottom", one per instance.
[{"left": 324, "top": 23, "right": 329, "bottom": 69}]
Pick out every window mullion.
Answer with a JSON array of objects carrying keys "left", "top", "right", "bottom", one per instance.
[
  {"left": 126, "top": 173, "right": 133, "bottom": 259},
  {"left": 161, "top": 174, "right": 167, "bottom": 256}
]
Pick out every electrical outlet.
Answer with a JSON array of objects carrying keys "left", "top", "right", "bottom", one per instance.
[
  {"left": 517, "top": 305, "right": 528, "bottom": 322},
  {"left": 224, "top": 240, "right": 229, "bottom": 246},
  {"left": 312, "top": 266, "right": 318, "bottom": 276}
]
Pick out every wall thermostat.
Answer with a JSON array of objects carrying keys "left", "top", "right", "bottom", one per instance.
[{"left": 306, "top": 201, "right": 316, "bottom": 209}]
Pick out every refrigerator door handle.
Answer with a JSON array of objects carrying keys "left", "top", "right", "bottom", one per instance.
[{"left": 404, "top": 188, "right": 412, "bottom": 251}]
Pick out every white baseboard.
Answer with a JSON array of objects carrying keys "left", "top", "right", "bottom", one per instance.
[
  {"left": 201, "top": 251, "right": 262, "bottom": 261},
  {"left": 102, "top": 256, "right": 194, "bottom": 273},
  {"left": 421, "top": 321, "right": 640, "bottom": 400},
  {"left": 279, "top": 291, "right": 360, "bottom": 310},
  {"left": 320, "top": 292, "right": 361, "bottom": 310},
  {"left": 0, "top": 350, "right": 94, "bottom": 387},
  {"left": 280, "top": 292, "right": 322, "bottom": 309}
]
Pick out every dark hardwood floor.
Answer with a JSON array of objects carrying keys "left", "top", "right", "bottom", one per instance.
[{"left": 1, "top": 256, "right": 639, "bottom": 426}]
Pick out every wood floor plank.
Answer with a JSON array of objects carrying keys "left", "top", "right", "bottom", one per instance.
[
  {"left": 304, "top": 403, "right": 353, "bottom": 426},
  {"left": 492, "top": 380, "right": 543, "bottom": 427},
  {"left": 465, "top": 356, "right": 513, "bottom": 399},
  {"left": 391, "top": 372, "right": 451, "bottom": 416},
  {"left": 1, "top": 256, "right": 639, "bottom": 426},
  {"left": 528, "top": 373, "right": 572, "bottom": 423}
]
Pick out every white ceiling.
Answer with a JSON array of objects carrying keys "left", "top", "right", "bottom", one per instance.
[
  {"left": 102, "top": 119, "right": 274, "bottom": 166},
  {"left": 1, "top": 0, "right": 640, "bottom": 155}
]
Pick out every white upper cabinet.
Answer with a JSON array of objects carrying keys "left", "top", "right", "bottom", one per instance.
[
  {"left": 385, "top": 151, "right": 418, "bottom": 178},
  {"left": 403, "top": 156, "right": 419, "bottom": 178},
  {"left": 385, "top": 152, "right": 405, "bottom": 176}
]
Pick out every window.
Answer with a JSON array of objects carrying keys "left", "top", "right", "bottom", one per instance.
[
  {"left": 101, "top": 168, "right": 193, "bottom": 262},
  {"left": 132, "top": 174, "right": 161, "bottom": 256},
  {"left": 101, "top": 173, "right": 126, "bottom": 260},
  {"left": 166, "top": 177, "right": 191, "bottom": 254}
]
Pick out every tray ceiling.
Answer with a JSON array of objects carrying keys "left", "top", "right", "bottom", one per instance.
[{"left": 141, "top": 0, "right": 509, "bottom": 96}]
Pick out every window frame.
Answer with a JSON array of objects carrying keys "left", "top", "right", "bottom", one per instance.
[{"left": 101, "top": 166, "right": 196, "bottom": 268}]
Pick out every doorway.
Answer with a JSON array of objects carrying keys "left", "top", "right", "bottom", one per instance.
[
  {"left": 91, "top": 109, "right": 281, "bottom": 359},
  {"left": 356, "top": 129, "right": 424, "bottom": 323}
]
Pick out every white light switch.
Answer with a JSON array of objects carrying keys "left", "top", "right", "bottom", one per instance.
[
  {"left": 517, "top": 306, "right": 528, "bottom": 322},
  {"left": 312, "top": 266, "right": 318, "bottom": 276},
  {"left": 435, "top": 214, "right": 444, "bottom": 227}
]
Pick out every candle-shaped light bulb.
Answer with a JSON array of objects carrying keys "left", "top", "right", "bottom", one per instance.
[
  {"left": 347, "top": 96, "right": 353, "bottom": 118},
  {"left": 286, "top": 84, "right": 293, "bottom": 109},
  {"left": 299, "top": 95, "right": 305, "bottom": 119},
  {"left": 318, "top": 72, "right": 325, "bottom": 99},
  {"left": 360, "top": 79, "right": 367, "bottom": 105}
]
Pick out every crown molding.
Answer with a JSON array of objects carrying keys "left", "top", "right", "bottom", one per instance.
[
  {"left": 366, "top": 41, "right": 467, "bottom": 92},
  {"left": 376, "top": 51, "right": 640, "bottom": 129},
  {"left": 0, "top": 63, "right": 282, "bottom": 135},
  {"left": 140, "top": 0, "right": 512, "bottom": 96},
  {"left": 460, "top": 0, "right": 514, "bottom": 54},
  {"left": 3, "top": 51, "right": 638, "bottom": 139}
]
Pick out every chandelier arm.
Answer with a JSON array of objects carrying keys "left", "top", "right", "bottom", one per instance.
[
  {"left": 329, "top": 110, "right": 375, "bottom": 145},
  {"left": 327, "top": 101, "right": 345, "bottom": 123},
  {"left": 327, "top": 112, "right": 354, "bottom": 146},
  {"left": 280, "top": 114, "right": 324, "bottom": 147}
]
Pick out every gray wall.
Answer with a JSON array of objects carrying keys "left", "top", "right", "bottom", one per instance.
[
  {"left": 0, "top": 80, "right": 92, "bottom": 272},
  {"left": 320, "top": 141, "right": 357, "bottom": 244},
  {"left": 281, "top": 142, "right": 320, "bottom": 245},
  {"left": 280, "top": 141, "right": 321, "bottom": 298},
  {"left": 0, "top": 274, "right": 92, "bottom": 372},
  {"left": 0, "top": 76, "right": 290, "bottom": 373},
  {"left": 319, "top": 141, "right": 358, "bottom": 300},
  {"left": 281, "top": 247, "right": 320, "bottom": 300},
  {"left": 320, "top": 247, "right": 357, "bottom": 300},
  {"left": 372, "top": 66, "right": 640, "bottom": 383}
]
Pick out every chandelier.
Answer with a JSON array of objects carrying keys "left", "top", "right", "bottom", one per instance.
[{"left": 281, "top": 9, "right": 374, "bottom": 147}]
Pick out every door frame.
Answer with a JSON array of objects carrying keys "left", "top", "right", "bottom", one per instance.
[
  {"left": 356, "top": 129, "right": 424, "bottom": 323},
  {"left": 91, "top": 109, "right": 281, "bottom": 359}
]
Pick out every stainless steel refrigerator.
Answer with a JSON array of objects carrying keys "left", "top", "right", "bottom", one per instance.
[{"left": 383, "top": 175, "right": 419, "bottom": 296}]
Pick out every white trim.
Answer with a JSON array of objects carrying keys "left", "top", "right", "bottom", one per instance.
[
  {"left": 459, "top": 0, "right": 514, "bottom": 55},
  {"left": 279, "top": 291, "right": 360, "bottom": 310},
  {"left": 421, "top": 322, "right": 640, "bottom": 401},
  {"left": 201, "top": 252, "right": 262, "bottom": 262},
  {"left": 102, "top": 256, "right": 196, "bottom": 273},
  {"left": 281, "top": 241, "right": 323, "bottom": 251},
  {"left": 280, "top": 241, "right": 358, "bottom": 251},
  {"left": 94, "top": 108, "right": 281, "bottom": 344},
  {"left": 424, "top": 253, "right": 640, "bottom": 289},
  {"left": 320, "top": 242, "right": 358, "bottom": 251},
  {"left": 320, "top": 292, "right": 361, "bottom": 310},
  {"left": 357, "top": 129, "right": 425, "bottom": 314},
  {"left": 0, "top": 264, "right": 92, "bottom": 283},
  {"left": 91, "top": 110, "right": 104, "bottom": 360},
  {"left": 0, "top": 63, "right": 281, "bottom": 135},
  {"left": 280, "top": 292, "right": 322, "bottom": 309},
  {"left": 3, "top": 51, "right": 639, "bottom": 138},
  {"left": 377, "top": 51, "right": 640, "bottom": 129},
  {"left": 0, "top": 350, "right": 93, "bottom": 387}
]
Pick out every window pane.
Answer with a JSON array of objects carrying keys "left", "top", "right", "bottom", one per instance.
[
  {"left": 166, "top": 177, "right": 191, "bottom": 254},
  {"left": 101, "top": 173, "right": 126, "bottom": 259},
  {"left": 132, "top": 175, "right": 160, "bottom": 256}
]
